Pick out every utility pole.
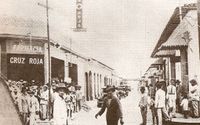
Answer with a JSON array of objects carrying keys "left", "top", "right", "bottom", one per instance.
[
  {"left": 38, "top": 0, "right": 51, "bottom": 120},
  {"left": 197, "top": 0, "right": 200, "bottom": 59}
]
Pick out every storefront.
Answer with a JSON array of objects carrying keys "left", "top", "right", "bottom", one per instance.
[
  {"left": 1, "top": 37, "right": 45, "bottom": 83},
  {"left": 68, "top": 62, "right": 78, "bottom": 84},
  {"left": 51, "top": 57, "right": 65, "bottom": 82}
]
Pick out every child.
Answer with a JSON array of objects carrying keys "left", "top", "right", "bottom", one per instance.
[
  {"left": 180, "top": 94, "right": 189, "bottom": 118},
  {"left": 139, "top": 86, "right": 148, "bottom": 125}
]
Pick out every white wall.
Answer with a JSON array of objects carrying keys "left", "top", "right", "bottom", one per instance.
[{"left": 184, "top": 10, "right": 200, "bottom": 82}]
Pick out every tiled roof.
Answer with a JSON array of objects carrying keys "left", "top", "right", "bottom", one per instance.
[
  {"left": 151, "top": 3, "right": 196, "bottom": 57},
  {"left": 154, "top": 50, "right": 175, "bottom": 58},
  {"left": 160, "top": 27, "right": 189, "bottom": 50}
]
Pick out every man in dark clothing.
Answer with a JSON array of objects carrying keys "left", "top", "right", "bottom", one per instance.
[{"left": 95, "top": 86, "right": 124, "bottom": 125}]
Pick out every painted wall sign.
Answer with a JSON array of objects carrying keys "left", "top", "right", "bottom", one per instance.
[
  {"left": 6, "top": 39, "right": 44, "bottom": 54},
  {"left": 7, "top": 54, "right": 45, "bottom": 82},
  {"left": 8, "top": 54, "right": 44, "bottom": 65}
]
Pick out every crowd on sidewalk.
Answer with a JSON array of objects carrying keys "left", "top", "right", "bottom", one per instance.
[
  {"left": 139, "top": 78, "right": 200, "bottom": 125},
  {"left": 5, "top": 79, "right": 83, "bottom": 125}
]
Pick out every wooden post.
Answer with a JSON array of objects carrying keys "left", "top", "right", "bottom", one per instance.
[
  {"left": 170, "top": 57, "right": 176, "bottom": 80},
  {"left": 197, "top": 0, "right": 200, "bottom": 59},
  {"left": 180, "top": 48, "right": 188, "bottom": 91}
]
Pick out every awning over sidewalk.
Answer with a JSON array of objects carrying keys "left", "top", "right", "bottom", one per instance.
[
  {"left": 160, "top": 30, "right": 189, "bottom": 50},
  {"left": 151, "top": 58, "right": 164, "bottom": 65},
  {"left": 154, "top": 50, "right": 175, "bottom": 58}
]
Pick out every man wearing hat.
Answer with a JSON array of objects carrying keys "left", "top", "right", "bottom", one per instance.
[
  {"left": 28, "top": 91, "right": 40, "bottom": 125},
  {"left": 40, "top": 85, "right": 49, "bottom": 120},
  {"left": 53, "top": 83, "right": 68, "bottom": 125},
  {"left": 95, "top": 86, "right": 124, "bottom": 125}
]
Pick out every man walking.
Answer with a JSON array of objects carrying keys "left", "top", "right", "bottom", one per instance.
[{"left": 95, "top": 86, "right": 124, "bottom": 125}]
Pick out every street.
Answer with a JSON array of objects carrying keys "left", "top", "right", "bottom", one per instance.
[{"left": 70, "top": 85, "right": 152, "bottom": 125}]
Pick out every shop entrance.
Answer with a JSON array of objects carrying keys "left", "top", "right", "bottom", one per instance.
[
  {"left": 68, "top": 62, "right": 78, "bottom": 84},
  {"left": 7, "top": 54, "right": 44, "bottom": 83},
  {"left": 51, "top": 57, "right": 64, "bottom": 82}
]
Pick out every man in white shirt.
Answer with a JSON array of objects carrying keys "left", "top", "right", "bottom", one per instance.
[
  {"left": 155, "top": 81, "right": 170, "bottom": 125},
  {"left": 40, "top": 85, "right": 49, "bottom": 120},
  {"left": 28, "top": 91, "right": 40, "bottom": 125},
  {"left": 166, "top": 79, "right": 176, "bottom": 117},
  {"left": 53, "top": 83, "right": 68, "bottom": 125}
]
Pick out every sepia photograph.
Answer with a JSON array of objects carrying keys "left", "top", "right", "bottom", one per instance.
[{"left": 1, "top": 0, "right": 200, "bottom": 125}]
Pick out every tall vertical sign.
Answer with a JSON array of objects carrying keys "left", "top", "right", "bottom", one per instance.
[{"left": 73, "top": 0, "right": 86, "bottom": 32}]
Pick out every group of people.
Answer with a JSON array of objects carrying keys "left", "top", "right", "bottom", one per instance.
[
  {"left": 6, "top": 79, "right": 83, "bottom": 125},
  {"left": 139, "top": 78, "right": 200, "bottom": 125}
]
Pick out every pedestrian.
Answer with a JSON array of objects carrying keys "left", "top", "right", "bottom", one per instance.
[
  {"left": 189, "top": 79, "right": 199, "bottom": 118},
  {"left": 180, "top": 93, "right": 189, "bottom": 119},
  {"left": 18, "top": 88, "right": 29, "bottom": 125},
  {"left": 53, "top": 83, "right": 68, "bottom": 125},
  {"left": 40, "top": 85, "right": 49, "bottom": 120},
  {"left": 28, "top": 91, "right": 40, "bottom": 125},
  {"left": 71, "top": 91, "right": 77, "bottom": 113},
  {"left": 95, "top": 86, "right": 124, "bottom": 125},
  {"left": 166, "top": 79, "right": 176, "bottom": 118},
  {"left": 76, "top": 86, "right": 82, "bottom": 112},
  {"left": 148, "top": 83, "right": 158, "bottom": 125},
  {"left": 155, "top": 81, "right": 170, "bottom": 125},
  {"left": 65, "top": 91, "right": 72, "bottom": 118},
  {"left": 139, "top": 86, "right": 148, "bottom": 125}
]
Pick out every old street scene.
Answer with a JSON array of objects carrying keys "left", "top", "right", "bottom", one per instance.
[{"left": 2, "top": 0, "right": 200, "bottom": 125}]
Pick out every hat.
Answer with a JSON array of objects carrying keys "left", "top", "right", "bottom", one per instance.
[
  {"left": 23, "top": 81, "right": 27, "bottom": 84},
  {"left": 27, "top": 90, "right": 34, "bottom": 94},
  {"left": 176, "top": 80, "right": 181, "bottom": 83},
  {"left": 56, "top": 83, "right": 68, "bottom": 92},
  {"left": 105, "top": 86, "right": 116, "bottom": 92},
  {"left": 43, "top": 84, "right": 48, "bottom": 88},
  {"left": 190, "top": 79, "right": 197, "bottom": 86}
]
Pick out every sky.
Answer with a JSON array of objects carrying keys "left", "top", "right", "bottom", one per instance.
[{"left": 0, "top": 0, "right": 196, "bottom": 79}]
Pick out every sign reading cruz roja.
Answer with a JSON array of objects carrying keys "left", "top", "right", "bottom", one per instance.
[{"left": 9, "top": 56, "right": 44, "bottom": 65}]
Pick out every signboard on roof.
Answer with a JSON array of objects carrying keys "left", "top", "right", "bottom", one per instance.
[{"left": 6, "top": 39, "right": 44, "bottom": 54}]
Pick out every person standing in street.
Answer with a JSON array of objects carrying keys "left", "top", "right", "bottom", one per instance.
[
  {"left": 189, "top": 79, "right": 199, "bottom": 118},
  {"left": 95, "top": 86, "right": 124, "bottom": 125},
  {"left": 53, "top": 83, "right": 68, "bottom": 125},
  {"left": 155, "top": 81, "right": 170, "bottom": 125},
  {"left": 166, "top": 79, "right": 177, "bottom": 118},
  {"left": 148, "top": 83, "right": 158, "bottom": 125},
  {"left": 139, "top": 86, "right": 148, "bottom": 125},
  {"left": 76, "top": 86, "right": 82, "bottom": 112},
  {"left": 28, "top": 91, "right": 40, "bottom": 125},
  {"left": 18, "top": 88, "right": 29, "bottom": 125},
  {"left": 40, "top": 85, "right": 49, "bottom": 120},
  {"left": 180, "top": 94, "right": 189, "bottom": 119}
]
